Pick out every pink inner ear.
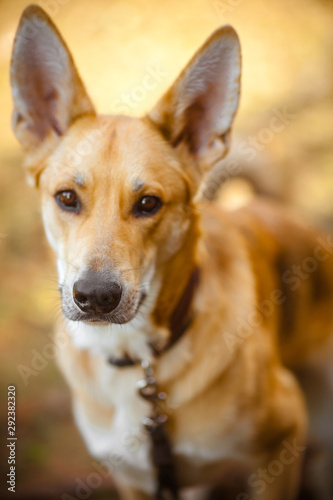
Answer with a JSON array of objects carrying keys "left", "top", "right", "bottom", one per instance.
[
  {"left": 177, "top": 82, "right": 219, "bottom": 154},
  {"left": 169, "top": 33, "right": 240, "bottom": 159},
  {"left": 13, "top": 28, "right": 68, "bottom": 141},
  {"left": 11, "top": 5, "right": 95, "bottom": 151},
  {"left": 23, "top": 63, "right": 62, "bottom": 139}
]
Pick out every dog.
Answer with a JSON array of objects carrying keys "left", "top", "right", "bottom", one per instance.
[{"left": 10, "top": 5, "right": 333, "bottom": 500}]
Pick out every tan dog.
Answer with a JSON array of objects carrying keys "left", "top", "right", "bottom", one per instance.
[{"left": 11, "top": 5, "right": 333, "bottom": 500}]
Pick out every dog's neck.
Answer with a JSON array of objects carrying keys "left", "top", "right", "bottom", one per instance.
[
  {"left": 152, "top": 212, "right": 201, "bottom": 333},
  {"left": 108, "top": 266, "right": 200, "bottom": 367}
]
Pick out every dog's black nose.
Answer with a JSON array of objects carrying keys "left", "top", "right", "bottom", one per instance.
[{"left": 73, "top": 269, "right": 122, "bottom": 315}]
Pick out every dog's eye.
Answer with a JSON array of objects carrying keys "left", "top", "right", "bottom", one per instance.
[
  {"left": 55, "top": 190, "right": 81, "bottom": 213},
  {"left": 133, "top": 196, "right": 162, "bottom": 217}
]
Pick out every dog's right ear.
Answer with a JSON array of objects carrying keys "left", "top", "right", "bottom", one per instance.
[{"left": 10, "top": 5, "right": 95, "bottom": 185}]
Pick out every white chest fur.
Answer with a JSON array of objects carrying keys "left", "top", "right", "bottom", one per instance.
[{"left": 73, "top": 361, "right": 157, "bottom": 494}]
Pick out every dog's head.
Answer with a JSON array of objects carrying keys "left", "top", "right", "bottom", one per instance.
[{"left": 10, "top": 6, "right": 241, "bottom": 358}]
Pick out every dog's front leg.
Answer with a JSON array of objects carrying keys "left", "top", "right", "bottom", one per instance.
[{"left": 248, "top": 432, "right": 305, "bottom": 500}]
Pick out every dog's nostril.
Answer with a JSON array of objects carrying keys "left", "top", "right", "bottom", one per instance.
[
  {"left": 107, "top": 283, "right": 122, "bottom": 305},
  {"left": 73, "top": 290, "right": 89, "bottom": 306},
  {"left": 100, "top": 293, "right": 110, "bottom": 304}
]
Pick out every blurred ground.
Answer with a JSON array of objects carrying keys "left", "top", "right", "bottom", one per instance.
[{"left": 0, "top": 0, "right": 332, "bottom": 498}]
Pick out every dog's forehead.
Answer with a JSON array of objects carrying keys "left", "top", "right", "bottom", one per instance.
[{"left": 51, "top": 114, "right": 180, "bottom": 185}]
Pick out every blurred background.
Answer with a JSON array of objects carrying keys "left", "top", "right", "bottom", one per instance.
[{"left": 0, "top": 0, "right": 333, "bottom": 498}]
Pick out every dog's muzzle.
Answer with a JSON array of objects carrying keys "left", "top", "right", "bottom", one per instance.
[{"left": 73, "top": 268, "right": 122, "bottom": 315}]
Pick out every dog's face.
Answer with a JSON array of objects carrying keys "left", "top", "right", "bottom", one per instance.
[
  {"left": 11, "top": 6, "right": 241, "bottom": 339},
  {"left": 39, "top": 114, "right": 192, "bottom": 325}
]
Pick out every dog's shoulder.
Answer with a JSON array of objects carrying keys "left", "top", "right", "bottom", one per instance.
[{"left": 225, "top": 199, "right": 333, "bottom": 366}]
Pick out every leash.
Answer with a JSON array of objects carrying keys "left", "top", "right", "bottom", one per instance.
[
  {"left": 137, "top": 361, "right": 179, "bottom": 500},
  {"left": 108, "top": 267, "right": 200, "bottom": 500}
]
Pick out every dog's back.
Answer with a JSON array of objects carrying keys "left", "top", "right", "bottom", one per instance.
[{"left": 229, "top": 200, "right": 333, "bottom": 365}]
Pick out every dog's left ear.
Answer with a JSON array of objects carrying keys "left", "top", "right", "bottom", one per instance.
[{"left": 147, "top": 26, "right": 241, "bottom": 185}]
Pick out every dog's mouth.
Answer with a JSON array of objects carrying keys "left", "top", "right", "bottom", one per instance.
[{"left": 61, "top": 290, "right": 147, "bottom": 325}]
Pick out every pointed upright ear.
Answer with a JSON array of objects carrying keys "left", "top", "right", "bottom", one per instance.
[
  {"left": 10, "top": 5, "right": 95, "bottom": 184},
  {"left": 147, "top": 26, "right": 241, "bottom": 184}
]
